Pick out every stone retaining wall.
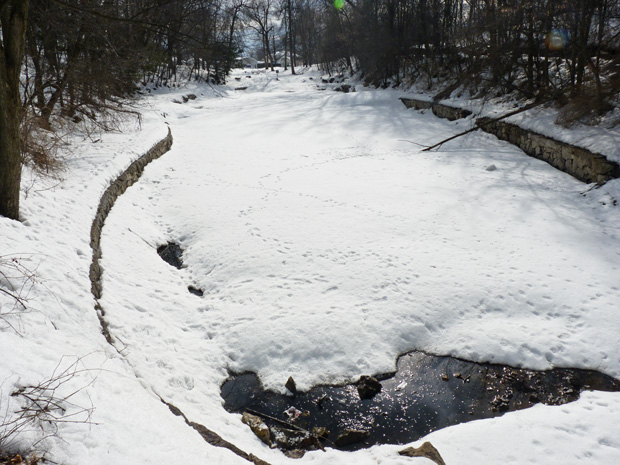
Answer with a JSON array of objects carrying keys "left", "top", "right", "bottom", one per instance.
[
  {"left": 400, "top": 98, "right": 432, "bottom": 111},
  {"left": 432, "top": 103, "right": 473, "bottom": 121},
  {"left": 400, "top": 97, "right": 620, "bottom": 184},
  {"left": 399, "top": 98, "right": 472, "bottom": 121},
  {"left": 476, "top": 118, "right": 619, "bottom": 184},
  {"left": 89, "top": 127, "right": 173, "bottom": 342}
]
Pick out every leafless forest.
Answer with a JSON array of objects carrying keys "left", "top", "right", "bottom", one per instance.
[{"left": 1, "top": 0, "right": 619, "bottom": 219}]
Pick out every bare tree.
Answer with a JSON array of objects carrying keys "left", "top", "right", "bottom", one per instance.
[
  {"left": 0, "top": 0, "right": 29, "bottom": 220},
  {"left": 286, "top": 0, "right": 296, "bottom": 73},
  {"left": 244, "top": 0, "right": 277, "bottom": 70}
]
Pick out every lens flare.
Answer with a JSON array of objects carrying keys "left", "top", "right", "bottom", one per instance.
[
  {"left": 334, "top": 0, "right": 344, "bottom": 9},
  {"left": 545, "top": 29, "right": 568, "bottom": 51}
]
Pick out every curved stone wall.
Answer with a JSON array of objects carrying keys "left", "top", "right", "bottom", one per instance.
[{"left": 89, "top": 127, "right": 173, "bottom": 342}]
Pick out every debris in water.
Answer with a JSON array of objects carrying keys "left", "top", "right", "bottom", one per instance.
[
  {"left": 157, "top": 242, "right": 184, "bottom": 269},
  {"left": 357, "top": 375, "right": 382, "bottom": 399},
  {"left": 285, "top": 407, "right": 302, "bottom": 421},
  {"left": 334, "top": 429, "right": 370, "bottom": 447},
  {"left": 242, "top": 412, "right": 271, "bottom": 446},
  {"left": 222, "top": 351, "right": 620, "bottom": 455}
]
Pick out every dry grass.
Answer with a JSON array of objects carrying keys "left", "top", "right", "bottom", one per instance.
[
  {"left": 0, "top": 451, "right": 40, "bottom": 465},
  {"left": 555, "top": 91, "right": 615, "bottom": 127},
  {"left": 19, "top": 118, "right": 66, "bottom": 177}
]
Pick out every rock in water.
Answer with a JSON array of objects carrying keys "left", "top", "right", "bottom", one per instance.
[
  {"left": 285, "top": 376, "right": 297, "bottom": 395},
  {"left": 242, "top": 412, "right": 271, "bottom": 446},
  {"left": 399, "top": 442, "right": 446, "bottom": 465},
  {"left": 334, "top": 429, "right": 370, "bottom": 447},
  {"left": 312, "top": 427, "right": 329, "bottom": 438},
  {"left": 284, "top": 449, "right": 305, "bottom": 459},
  {"left": 357, "top": 375, "right": 382, "bottom": 399}
]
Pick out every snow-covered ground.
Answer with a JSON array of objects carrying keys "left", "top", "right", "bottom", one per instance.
[{"left": 2, "top": 67, "right": 620, "bottom": 464}]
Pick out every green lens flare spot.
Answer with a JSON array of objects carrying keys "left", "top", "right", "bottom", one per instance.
[{"left": 334, "top": 0, "right": 344, "bottom": 9}]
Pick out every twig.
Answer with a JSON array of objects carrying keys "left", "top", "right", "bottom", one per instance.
[
  {"left": 0, "top": 255, "right": 38, "bottom": 333},
  {"left": 1, "top": 355, "right": 99, "bottom": 455},
  {"left": 245, "top": 408, "right": 306, "bottom": 433},
  {"left": 421, "top": 126, "right": 480, "bottom": 152},
  {"left": 245, "top": 408, "right": 335, "bottom": 446},
  {"left": 127, "top": 228, "right": 154, "bottom": 247},
  {"left": 398, "top": 139, "right": 430, "bottom": 148},
  {"left": 0, "top": 288, "right": 27, "bottom": 310}
]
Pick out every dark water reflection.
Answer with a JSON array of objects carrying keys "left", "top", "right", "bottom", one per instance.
[
  {"left": 157, "top": 242, "right": 184, "bottom": 269},
  {"left": 221, "top": 351, "right": 620, "bottom": 451}
]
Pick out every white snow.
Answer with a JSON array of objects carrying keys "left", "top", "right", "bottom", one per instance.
[{"left": 1, "top": 67, "right": 619, "bottom": 464}]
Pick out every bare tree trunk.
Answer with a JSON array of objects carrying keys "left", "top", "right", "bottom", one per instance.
[
  {"left": 283, "top": 23, "right": 288, "bottom": 70},
  {"left": 0, "top": 0, "right": 29, "bottom": 220},
  {"left": 227, "top": 1, "right": 243, "bottom": 73},
  {"left": 287, "top": 0, "right": 295, "bottom": 74}
]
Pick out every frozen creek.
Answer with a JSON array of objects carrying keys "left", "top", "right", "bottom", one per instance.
[
  {"left": 96, "top": 68, "right": 620, "bottom": 464},
  {"left": 156, "top": 241, "right": 620, "bottom": 456},
  {"left": 221, "top": 353, "right": 620, "bottom": 456}
]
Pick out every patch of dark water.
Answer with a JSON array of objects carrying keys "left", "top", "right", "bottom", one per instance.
[
  {"left": 188, "top": 285, "right": 204, "bottom": 296},
  {"left": 157, "top": 242, "right": 184, "bottom": 269},
  {"left": 157, "top": 243, "right": 206, "bottom": 296},
  {"left": 221, "top": 351, "right": 620, "bottom": 454}
]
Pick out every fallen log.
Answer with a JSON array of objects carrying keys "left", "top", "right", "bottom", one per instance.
[{"left": 422, "top": 100, "right": 543, "bottom": 152}]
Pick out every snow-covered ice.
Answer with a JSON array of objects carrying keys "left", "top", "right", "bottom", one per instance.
[{"left": 2, "top": 67, "right": 620, "bottom": 464}]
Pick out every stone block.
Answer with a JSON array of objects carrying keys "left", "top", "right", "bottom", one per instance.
[{"left": 399, "top": 98, "right": 432, "bottom": 111}]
